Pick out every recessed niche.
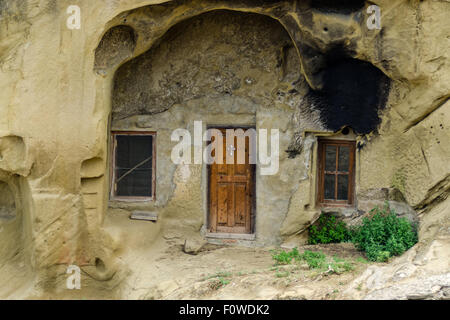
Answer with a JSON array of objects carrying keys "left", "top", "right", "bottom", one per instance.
[
  {"left": 94, "top": 25, "right": 137, "bottom": 74},
  {"left": 0, "top": 181, "right": 16, "bottom": 220}
]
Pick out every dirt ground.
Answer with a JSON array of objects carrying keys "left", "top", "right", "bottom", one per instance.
[
  {"left": 116, "top": 239, "right": 378, "bottom": 300},
  {"left": 26, "top": 234, "right": 380, "bottom": 300}
]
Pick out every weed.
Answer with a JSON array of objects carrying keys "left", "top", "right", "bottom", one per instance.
[
  {"left": 301, "top": 250, "right": 327, "bottom": 269},
  {"left": 275, "top": 271, "right": 290, "bottom": 278},
  {"left": 272, "top": 248, "right": 325, "bottom": 268},
  {"left": 329, "top": 260, "right": 354, "bottom": 274},
  {"left": 356, "top": 257, "right": 369, "bottom": 264},
  {"left": 203, "top": 271, "right": 232, "bottom": 281},
  {"left": 271, "top": 248, "right": 354, "bottom": 275},
  {"left": 271, "top": 247, "right": 301, "bottom": 265},
  {"left": 333, "top": 255, "right": 345, "bottom": 263}
]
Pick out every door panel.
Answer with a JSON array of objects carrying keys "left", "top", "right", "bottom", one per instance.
[
  {"left": 217, "top": 183, "right": 230, "bottom": 225},
  {"left": 234, "top": 183, "right": 247, "bottom": 225}
]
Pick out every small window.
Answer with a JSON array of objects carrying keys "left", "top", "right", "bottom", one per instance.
[
  {"left": 317, "top": 139, "right": 355, "bottom": 206},
  {"left": 111, "top": 132, "right": 156, "bottom": 200}
]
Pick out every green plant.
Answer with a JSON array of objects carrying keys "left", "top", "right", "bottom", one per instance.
[
  {"left": 352, "top": 203, "right": 418, "bottom": 262},
  {"left": 271, "top": 248, "right": 324, "bottom": 268},
  {"left": 271, "top": 248, "right": 355, "bottom": 274},
  {"left": 271, "top": 247, "right": 301, "bottom": 265},
  {"left": 308, "top": 214, "right": 352, "bottom": 244},
  {"left": 329, "top": 260, "right": 354, "bottom": 273},
  {"left": 275, "top": 271, "right": 290, "bottom": 278},
  {"left": 301, "top": 250, "right": 326, "bottom": 269},
  {"left": 356, "top": 257, "right": 369, "bottom": 264}
]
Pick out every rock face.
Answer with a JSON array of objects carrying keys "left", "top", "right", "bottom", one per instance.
[
  {"left": 0, "top": 0, "right": 449, "bottom": 299},
  {"left": 343, "top": 198, "right": 450, "bottom": 300},
  {"left": 112, "top": 10, "right": 301, "bottom": 120}
]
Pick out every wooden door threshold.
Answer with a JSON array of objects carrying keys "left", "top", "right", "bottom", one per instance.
[{"left": 206, "top": 232, "right": 255, "bottom": 241}]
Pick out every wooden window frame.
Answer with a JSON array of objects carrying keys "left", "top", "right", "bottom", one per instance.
[
  {"left": 317, "top": 139, "right": 355, "bottom": 207},
  {"left": 110, "top": 131, "right": 156, "bottom": 202}
]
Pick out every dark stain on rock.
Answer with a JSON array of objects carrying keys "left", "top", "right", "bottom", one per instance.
[
  {"left": 307, "top": 57, "right": 391, "bottom": 134},
  {"left": 297, "top": 10, "right": 313, "bottom": 29}
]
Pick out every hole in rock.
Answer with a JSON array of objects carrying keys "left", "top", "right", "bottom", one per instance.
[
  {"left": 342, "top": 127, "right": 350, "bottom": 135},
  {"left": 95, "top": 258, "right": 106, "bottom": 272}
]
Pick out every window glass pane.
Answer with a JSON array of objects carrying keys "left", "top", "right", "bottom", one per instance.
[
  {"left": 115, "top": 135, "right": 153, "bottom": 197},
  {"left": 325, "top": 145, "right": 337, "bottom": 171},
  {"left": 116, "top": 169, "right": 152, "bottom": 196},
  {"left": 337, "top": 175, "right": 349, "bottom": 200},
  {"left": 324, "top": 174, "right": 335, "bottom": 200},
  {"left": 338, "top": 146, "right": 350, "bottom": 172}
]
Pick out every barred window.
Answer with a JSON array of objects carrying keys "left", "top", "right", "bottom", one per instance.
[{"left": 111, "top": 132, "right": 156, "bottom": 200}]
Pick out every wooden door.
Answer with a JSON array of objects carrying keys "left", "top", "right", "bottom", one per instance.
[{"left": 209, "top": 128, "right": 255, "bottom": 234}]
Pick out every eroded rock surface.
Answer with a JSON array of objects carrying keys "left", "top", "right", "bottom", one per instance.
[{"left": 0, "top": 0, "right": 448, "bottom": 299}]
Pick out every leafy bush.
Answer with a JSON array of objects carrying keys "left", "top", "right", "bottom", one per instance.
[
  {"left": 306, "top": 203, "right": 418, "bottom": 262},
  {"left": 308, "top": 214, "right": 352, "bottom": 244},
  {"left": 352, "top": 203, "right": 418, "bottom": 262}
]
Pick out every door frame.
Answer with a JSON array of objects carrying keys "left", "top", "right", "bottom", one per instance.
[{"left": 206, "top": 125, "right": 256, "bottom": 236}]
